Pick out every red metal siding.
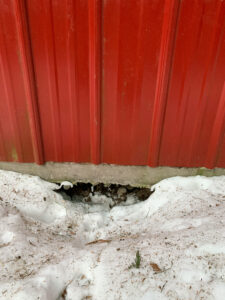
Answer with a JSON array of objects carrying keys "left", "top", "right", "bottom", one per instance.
[
  {"left": 26, "top": 0, "right": 92, "bottom": 163},
  {"left": 159, "top": 0, "right": 225, "bottom": 168},
  {"left": 0, "top": 0, "right": 224, "bottom": 168},
  {"left": 0, "top": 0, "right": 43, "bottom": 163},
  {"left": 102, "top": 0, "right": 179, "bottom": 165}
]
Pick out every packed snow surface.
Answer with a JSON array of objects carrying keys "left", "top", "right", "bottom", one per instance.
[{"left": 0, "top": 171, "right": 225, "bottom": 299}]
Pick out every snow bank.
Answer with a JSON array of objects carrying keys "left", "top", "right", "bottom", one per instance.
[{"left": 0, "top": 170, "right": 225, "bottom": 299}]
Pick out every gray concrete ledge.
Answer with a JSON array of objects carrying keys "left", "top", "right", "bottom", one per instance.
[{"left": 0, "top": 162, "right": 225, "bottom": 187}]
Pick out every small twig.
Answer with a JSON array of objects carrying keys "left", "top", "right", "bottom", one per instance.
[
  {"left": 57, "top": 279, "right": 73, "bottom": 300},
  {"left": 86, "top": 239, "right": 111, "bottom": 245},
  {"left": 160, "top": 281, "right": 167, "bottom": 292},
  {"left": 0, "top": 243, "right": 10, "bottom": 248}
]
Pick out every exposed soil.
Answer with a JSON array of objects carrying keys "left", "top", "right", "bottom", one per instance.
[{"left": 55, "top": 183, "right": 154, "bottom": 207}]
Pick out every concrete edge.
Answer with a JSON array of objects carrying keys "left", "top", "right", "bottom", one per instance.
[{"left": 0, "top": 162, "right": 225, "bottom": 187}]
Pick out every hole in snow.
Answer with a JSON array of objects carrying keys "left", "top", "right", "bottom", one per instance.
[{"left": 54, "top": 183, "right": 154, "bottom": 209}]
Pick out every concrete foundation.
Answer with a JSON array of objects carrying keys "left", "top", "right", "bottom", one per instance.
[{"left": 0, "top": 162, "right": 225, "bottom": 187}]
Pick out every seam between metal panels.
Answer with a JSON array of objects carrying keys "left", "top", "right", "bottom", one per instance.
[
  {"left": 49, "top": 1, "right": 63, "bottom": 162},
  {"left": 157, "top": 0, "right": 181, "bottom": 167},
  {"left": 88, "top": 0, "right": 101, "bottom": 164},
  {"left": 67, "top": 0, "right": 79, "bottom": 162},
  {"left": 206, "top": 83, "right": 225, "bottom": 168},
  {"left": 148, "top": 0, "right": 181, "bottom": 167},
  {"left": 0, "top": 120, "right": 6, "bottom": 160},
  {"left": 110, "top": 1, "right": 121, "bottom": 163},
  {"left": 100, "top": 0, "right": 104, "bottom": 163},
  {"left": 15, "top": 0, "right": 44, "bottom": 164},
  {"left": 112, "top": 2, "right": 122, "bottom": 163},
  {"left": 129, "top": 0, "right": 144, "bottom": 164}
]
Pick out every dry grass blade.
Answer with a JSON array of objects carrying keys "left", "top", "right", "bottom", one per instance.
[{"left": 86, "top": 239, "right": 112, "bottom": 245}]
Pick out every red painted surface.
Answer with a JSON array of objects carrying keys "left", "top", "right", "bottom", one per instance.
[
  {"left": 0, "top": 0, "right": 224, "bottom": 168},
  {"left": 159, "top": 0, "right": 225, "bottom": 168}
]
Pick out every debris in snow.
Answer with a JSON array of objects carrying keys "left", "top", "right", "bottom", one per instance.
[
  {"left": 0, "top": 170, "right": 225, "bottom": 299},
  {"left": 150, "top": 262, "right": 162, "bottom": 273},
  {"left": 86, "top": 239, "right": 112, "bottom": 245},
  {"left": 55, "top": 182, "right": 153, "bottom": 210},
  {"left": 117, "top": 187, "right": 127, "bottom": 197},
  {"left": 58, "top": 181, "right": 73, "bottom": 190}
]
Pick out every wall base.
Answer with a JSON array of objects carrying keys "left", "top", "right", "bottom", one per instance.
[{"left": 0, "top": 162, "right": 225, "bottom": 187}]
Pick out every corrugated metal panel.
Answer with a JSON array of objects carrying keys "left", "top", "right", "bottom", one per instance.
[
  {"left": 101, "top": 0, "right": 179, "bottom": 165},
  {"left": 0, "top": 0, "right": 43, "bottom": 163},
  {"left": 0, "top": 0, "right": 224, "bottom": 168},
  {"left": 26, "top": 0, "right": 94, "bottom": 163},
  {"left": 159, "top": 0, "right": 225, "bottom": 168}
]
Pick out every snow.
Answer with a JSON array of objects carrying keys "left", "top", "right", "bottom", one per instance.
[
  {"left": 0, "top": 170, "right": 225, "bottom": 299},
  {"left": 58, "top": 181, "right": 73, "bottom": 190}
]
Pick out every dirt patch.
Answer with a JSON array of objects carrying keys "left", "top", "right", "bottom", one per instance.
[{"left": 55, "top": 183, "right": 154, "bottom": 208}]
